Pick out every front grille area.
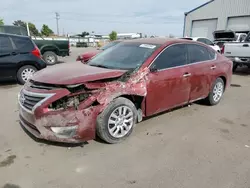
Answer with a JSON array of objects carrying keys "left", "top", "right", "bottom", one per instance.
[{"left": 20, "top": 90, "right": 45, "bottom": 111}]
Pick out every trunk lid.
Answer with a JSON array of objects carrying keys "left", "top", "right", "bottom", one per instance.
[{"left": 32, "top": 62, "right": 126, "bottom": 85}]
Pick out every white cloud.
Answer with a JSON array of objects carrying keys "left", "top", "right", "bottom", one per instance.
[{"left": 1, "top": 0, "right": 208, "bottom": 36}]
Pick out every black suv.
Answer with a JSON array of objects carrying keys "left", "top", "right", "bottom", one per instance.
[{"left": 0, "top": 33, "right": 46, "bottom": 84}]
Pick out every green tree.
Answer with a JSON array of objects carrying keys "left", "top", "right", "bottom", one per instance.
[
  {"left": 41, "top": 24, "right": 54, "bottom": 36},
  {"left": 28, "top": 22, "right": 39, "bottom": 36},
  {"left": 109, "top": 31, "right": 117, "bottom": 41},
  {"left": 81, "top": 31, "right": 89, "bottom": 37},
  {"left": 13, "top": 20, "right": 39, "bottom": 36},
  {"left": 0, "top": 18, "right": 4, "bottom": 25},
  {"left": 13, "top": 20, "right": 26, "bottom": 27}
]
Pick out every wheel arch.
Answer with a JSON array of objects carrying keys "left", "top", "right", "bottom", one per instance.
[
  {"left": 117, "top": 94, "right": 145, "bottom": 111},
  {"left": 16, "top": 61, "right": 39, "bottom": 74},
  {"left": 40, "top": 45, "right": 59, "bottom": 55},
  {"left": 219, "top": 75, "right": 227, "bottom": 90}
]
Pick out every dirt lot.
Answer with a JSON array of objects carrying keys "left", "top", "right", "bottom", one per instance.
[{"left": 0, "top": 48, "right": 250, "bottom": 188}]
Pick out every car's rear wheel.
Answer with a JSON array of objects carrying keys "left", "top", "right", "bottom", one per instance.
[
  {"left": 96, "top": 97, "right": 137, "bottom": 144},
  {"left": 17, "top": 65, "right": 37, "bottom": 85},
  {"left": 43, "top": 51, "right": 58, "bottom": 65},
  {"left": 206, "top": 77, "right": 225, "bottom": 105}
]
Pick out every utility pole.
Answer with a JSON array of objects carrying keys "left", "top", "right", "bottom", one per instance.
[{"left": 55, "top": 12, "right": 60, "bottom": 36}]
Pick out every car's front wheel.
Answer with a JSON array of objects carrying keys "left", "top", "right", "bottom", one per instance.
[
  {"left": 17, "top": 65, "right": 37, "bottom": 85},
  {"left": 96, "top": 97, "right": 137, "bottom": 144},
  {"left": 206, "top": 77, "right": 225, "bottom": 105}
]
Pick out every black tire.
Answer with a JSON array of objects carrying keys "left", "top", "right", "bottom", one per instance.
[
  {"left": 96, "top": 97, "right": 137, "bottom": 144},
  {"left": 232, "top": 63, "right": 238, "bottom": 72},
  {"left": 206, "top": 77, "right": 225, "bottom": 106},
  {"left": 17, "top": 65, "right": 37, "bottom": 85},
  {"left": 43, "top": 51, "right": 58, "bottom": 65}
]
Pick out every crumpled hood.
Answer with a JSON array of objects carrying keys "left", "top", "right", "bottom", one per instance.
[{"left": 32, "top": 62, "right": 126, "bottom": 85}]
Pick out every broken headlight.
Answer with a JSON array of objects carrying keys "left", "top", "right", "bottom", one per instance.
[{"left": 49, "top": 93, "right": 90, "bottom": 110}]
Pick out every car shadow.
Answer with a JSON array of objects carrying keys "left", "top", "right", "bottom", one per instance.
[
  {"left": 234, "top": 66, "right": 250, "bottom": 76},
  {"left": 0, "top": 81, "right": 19, "bottom": 88},
  {"left": 20, "top": 122, "right": 87, "bottom": 148}
]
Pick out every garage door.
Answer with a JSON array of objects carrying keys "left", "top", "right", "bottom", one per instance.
[
  {"left": 227, "top": 16, "right": 250, "bottom": 32},
  {"left": 191, "top": 19, "right": 218, "bottom": 40}
]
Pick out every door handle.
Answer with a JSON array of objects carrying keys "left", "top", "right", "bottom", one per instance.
[
  {"left": 243, "top": 44, "right": 249, "bottom": 47},
  {"left": 211, "top": 65, "right": 216, "bottom": 70},
  {"left": 183, "top": 73, "right": 191, "bottom": 78}
]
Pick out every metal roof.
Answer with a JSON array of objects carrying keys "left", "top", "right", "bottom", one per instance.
[{"left": 184, "top": 0, "right": 215, "bottom": 15}]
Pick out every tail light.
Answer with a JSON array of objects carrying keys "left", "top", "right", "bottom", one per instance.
[
  {"left": 32, "top": 46, "right": 41, "bottom": 58},
  {"left": 221, "top": 45, "right": 225, "bottom": 54}
]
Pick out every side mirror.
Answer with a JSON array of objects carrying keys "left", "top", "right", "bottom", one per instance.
[{"left": 149, "top": 67, "right": 158, "bottom": 73}]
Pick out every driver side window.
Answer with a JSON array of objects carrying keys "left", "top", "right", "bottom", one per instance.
[{"left": 152, "top": 44, "right": 188, "bottom": 70}]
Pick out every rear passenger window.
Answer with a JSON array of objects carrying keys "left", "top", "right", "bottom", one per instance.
[
  {"left": 11, "top": 36, "right": 34, "bottom": 51},
  {"left": 187, "top": 44, "right": 213, "bottom": 64},
  {"left": 152, "top": 44, "right": 188, "bottom": 70},
  {"left": 207, "top": 49, "right": 216, "bottom": 60},
  {"left": 0, "top": 36, "right": 13, "bottom": 53}
]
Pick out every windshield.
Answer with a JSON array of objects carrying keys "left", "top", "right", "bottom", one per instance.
[
  {"left": 88, "top": 42, "right": 159, "bottom": 70},
  {"left": 100, "top": 41, "right": 120, "bottom": 50}
]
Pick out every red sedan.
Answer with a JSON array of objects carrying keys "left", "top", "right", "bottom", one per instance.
[
  {"left": 19, "top": 38, "right": 232, "bottom": 144},
  {"left": 76, "top": 40, "right": 121, "bottom": 63}
]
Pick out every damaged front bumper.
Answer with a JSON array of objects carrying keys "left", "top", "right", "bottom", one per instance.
[{"left": 18, "top": 86, "right": 102, "bottom": 143}]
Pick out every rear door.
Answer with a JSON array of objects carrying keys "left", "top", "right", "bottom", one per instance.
[
  {"left": 146, "top": 44, "right": 191, "bottom": 116},
  {"left": 187, "top": 44, "right": 216, "bottom": 102},
  {"left": 0, "top": 35, "right": 16, "bottom": 80}
]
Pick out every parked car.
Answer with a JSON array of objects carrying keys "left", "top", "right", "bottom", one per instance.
[
  {"left": 76, "top": 42, "right": 88, "bottom": 48},
  {"left": 182, "top": 37, "right": 221, "bottom": 52},
  {"left": 0, "top": 33, "right": 46, "bottom": 84},
  {"left": 76, "top": 40, "right": 121, "bottom": 63},
  {"left": 18, "top": 38, "right": 232, "bottom": 144},
  {"left": 223, "top": 32, "right": 250, "bottom": 71},
  {"left": 213, "top": 30, "right": 247, "bottom": 51},
  {"left": 0, "top": 25, "right": 70, "bottom": 65},
  {"left": 34, "top": 36, "right": 70, "bottom": 65}
]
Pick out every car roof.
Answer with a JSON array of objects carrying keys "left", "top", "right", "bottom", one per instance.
[
  {"left": 122, "top": 38, "right": 195, "bottom": 45},
  {"left": 0, "top": 33, "right": 30, "bottom": 39}
]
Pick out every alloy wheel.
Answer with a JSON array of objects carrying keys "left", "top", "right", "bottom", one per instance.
[
  {"left": 108, "top": 106, "right": 134, "bottom": 138},
  {"left": 213, "top": 81, "right": 224, "bottom": 102}
]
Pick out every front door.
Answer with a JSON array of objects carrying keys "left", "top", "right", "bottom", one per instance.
[{"left": 146, "top": 44, "right": 191, "bottom": 116}]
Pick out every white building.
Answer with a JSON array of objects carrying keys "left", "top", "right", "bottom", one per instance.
[{"left": 183, "top": 0, "right": 250, "bottom": 40}]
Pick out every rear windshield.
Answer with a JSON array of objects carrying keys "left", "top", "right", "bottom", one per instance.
[
  {"left": 0, "top": 26, "right": 28, "bottom": 36},
  {"left": 88, "top": 42, "right": 159, "bottom": 70}
]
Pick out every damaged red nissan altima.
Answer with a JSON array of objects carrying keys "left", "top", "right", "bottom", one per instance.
[{"left": 18, "top": 38, "right": 232, "bottom": 144}]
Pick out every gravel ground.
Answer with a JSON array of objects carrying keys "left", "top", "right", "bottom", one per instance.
[{"left": 0, "top": 48, "right": 250, "bottom": 188}]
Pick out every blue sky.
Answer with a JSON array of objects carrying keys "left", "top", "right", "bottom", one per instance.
[{"left": 1, "top": 0, "right": 207, "bottom": 36}]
